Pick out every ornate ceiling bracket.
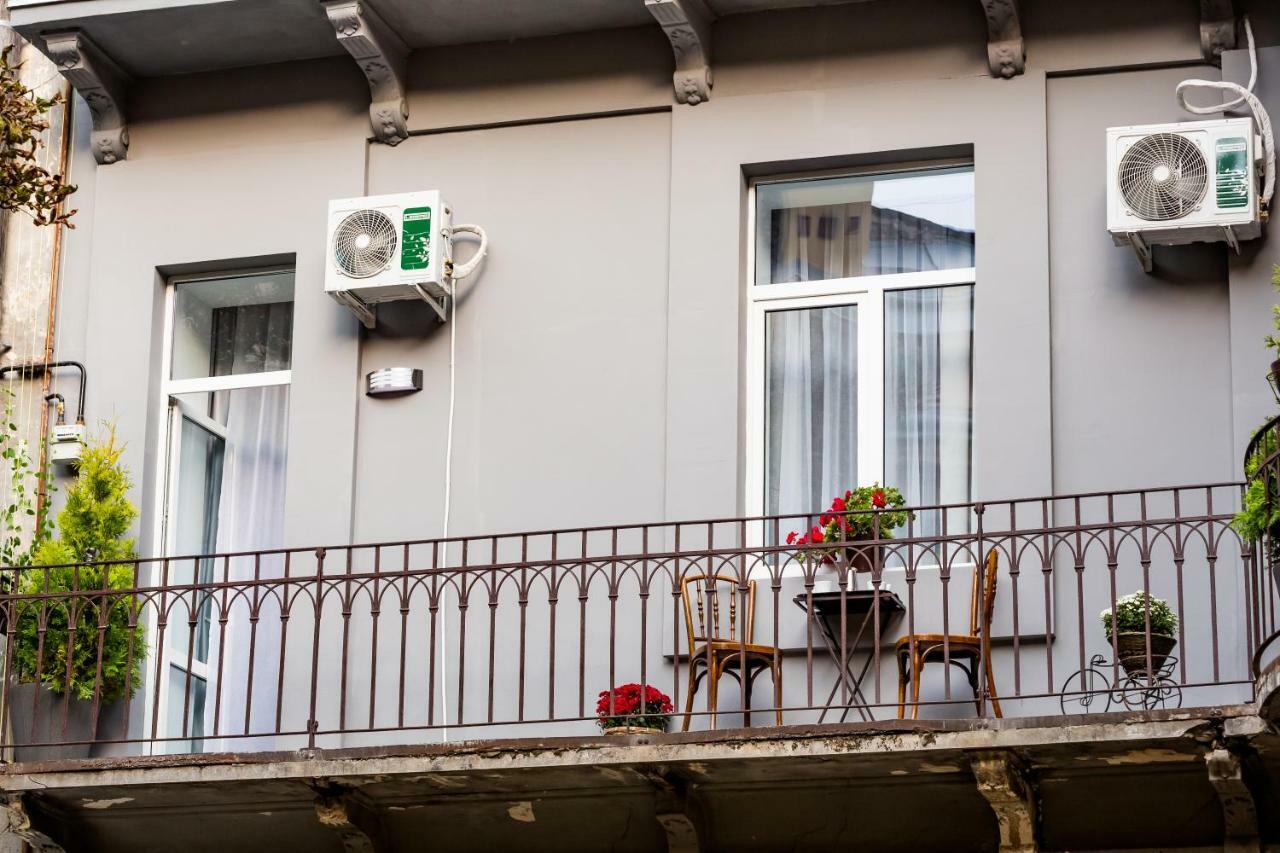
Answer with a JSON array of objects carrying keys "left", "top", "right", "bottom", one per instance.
[
  {"left": 42, "top": 30, "right": 129, "bottom": 165},
  {"left": 322, "top": 0, "right": 410, "bottom": 145},
  {"left": 1199, "top": 0, "right": 1238, "bottom": 64},
  {"left": 977, "top": 0, "right": 1025, "bottom": 79},
  {"left": 314, "top": 788, "right": 381, "bottom": 853},
  {"left": 970, "top": 750, "right": 1038, "bottom": 852},
  {"left": 643, "top": 768, "right": 703, "bottom": 852},
  {"left": 645, "top": 0, "right": 715, "bottom": 106},
  {"left": 1205, "top": 747, "right": 1260, "bottom": 852},
  {"left": 2, "top": 795, "right": 66, "bottom": 853}
]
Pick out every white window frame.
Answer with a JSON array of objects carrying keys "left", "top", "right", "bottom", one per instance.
[
  {"left": 744, "top": 162, "right": 976, "bottom": 523},
  {"left": 144, "top": 266, "right": 294, "bottom": 753}
]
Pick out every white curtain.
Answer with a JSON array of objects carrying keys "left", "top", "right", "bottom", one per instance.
[
  {"left": 204, "top": 385, "right": 290, "bottom": 747},
  {"left": 884, "top": 286, "right": 974, "bottom": 535},
  {"left": 765, "top": 305, "right": 859, "bottom": 518}
]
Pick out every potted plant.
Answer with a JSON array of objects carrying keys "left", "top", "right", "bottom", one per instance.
[
  {"left": 787, "top": 484, "right": 911, "bottom": 575},
  {"left": 7, "top": 428, "right": 146, "bottom": 760},
  {"left": 596, "top": 683, "right": 673, "bottom": 735},
  {"left": 1101, "top": 591, "right": 1178, "bottom": 677},
  {"left": 1235, "top": 420, "right": 1280, "bottom": 565},
  {"left": 1264, "top": 264, "right": 1280, "bottom": 401}
]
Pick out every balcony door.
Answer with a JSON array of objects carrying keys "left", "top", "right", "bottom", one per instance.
[{"left": 152, "top": 269, "right": 294, "bottom": 753}]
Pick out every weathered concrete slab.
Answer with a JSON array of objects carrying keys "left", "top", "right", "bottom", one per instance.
[{"left": 0, "top": 706, "right": 1272, "bottom": 852}]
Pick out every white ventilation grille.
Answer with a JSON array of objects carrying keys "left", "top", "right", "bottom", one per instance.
[
  {"left": 1117, "top": 133, "right": 1209, "bottom": 221},
  {"left": 333, "top": 209, "right": 397, "bottom": 278}
]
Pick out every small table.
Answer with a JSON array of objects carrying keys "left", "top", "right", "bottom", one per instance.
[{"left": 793, "top": 588, "right": 905, "bottom": 722}]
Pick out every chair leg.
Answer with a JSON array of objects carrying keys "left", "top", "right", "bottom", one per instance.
[
  {"left": 910, "top": 653, "right": 924, "bottom": 720},
  {"left": 984, "top": 654, "right": 1002, "bottom": 719},
  {"left": 681, "top": 663, "right": 700, "bottom": 732},
  {"left": 743, "top": 666, "right": 754, "bottom": 727},
  {"left": 707, "top": 659, "right": 720, "bottom": 731},
  {"left": 896, "top": 650, "right": 909, "bottom": 719},
  {"left": 773, "top": 659, "right": 783, "bottom": 726}
]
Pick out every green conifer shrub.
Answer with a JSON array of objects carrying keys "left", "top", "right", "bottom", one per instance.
[{"left": 11, "top": 429, "right": 146, "bottom": 701}]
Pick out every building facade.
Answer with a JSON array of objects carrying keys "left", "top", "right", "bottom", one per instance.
[{"left": 0, "top": 0, "right": 1278, "bottom": 850}]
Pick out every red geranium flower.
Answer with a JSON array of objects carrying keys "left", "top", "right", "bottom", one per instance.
[{"left": 872, "top": 489, "right": 887, "bottom": 509}]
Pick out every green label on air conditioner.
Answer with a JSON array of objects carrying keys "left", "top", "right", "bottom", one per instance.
[
  {"left": 401, "top": 206, "right": 432, "bottom": 270},
  {"left": 1215, "top": 137, "right": 1249, "bottom": 209}
]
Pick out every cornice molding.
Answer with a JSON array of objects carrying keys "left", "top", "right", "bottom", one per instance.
[
  {"left": 42, "top": 30, "right": 129, "bottom": 165},
  {"left": 322, "top": 0, "right": 409, "bottom": 145},
  {"left": 977, "top": 0, "right": 1025, "bottom": 79},
  {"left": 646, "top": 0, "right": 714, "bottom": 106}
]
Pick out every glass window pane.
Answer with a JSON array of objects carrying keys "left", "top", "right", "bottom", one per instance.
[
  {"left": 755, "top": 168, "right": 975, "bottom": 286},
  {"left": 764, "top": 304, "right": 858, "bottom": 518},
  {"left": 166, "top": 665, "right": 206, "bottom": 753},
  {"left": 884, "top": 285, "right": 974, "bottom": 535},
  {"left": 171, "top": 271, "right": 295, "bottom": 380}
]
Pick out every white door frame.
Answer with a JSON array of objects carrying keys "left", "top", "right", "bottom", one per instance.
[{"left": 143, "top": 268, "right": 293, "bottom": 754}]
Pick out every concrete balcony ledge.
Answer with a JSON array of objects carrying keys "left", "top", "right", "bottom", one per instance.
[{"left": 1, "top": 704, "right": 1276, "bottom": 852}]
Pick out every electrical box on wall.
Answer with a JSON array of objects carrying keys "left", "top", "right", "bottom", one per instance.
[
  {"left": 325, "top": 190, "right": 453, "bottom": 328},
  {"left": 49, "top": 422, "right": 85, "bottom": 467}
]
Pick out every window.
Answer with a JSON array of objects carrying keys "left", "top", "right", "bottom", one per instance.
[
  {"left": 747, "top": 165, "right": 975, "bottom": 537},
  {"left": 153, "top": 269, "right": 294, "bottom": 752}
]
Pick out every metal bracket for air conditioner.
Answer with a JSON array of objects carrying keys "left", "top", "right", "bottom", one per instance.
[
  {"left": 410, "top": 280, "right": 452, "bottom": 323},
  {"left": 332, "top": 289, "right": 377, "bottom": 329},
  {"left": 1124, "top": 232, "right": 1154, "bottom": 274}
]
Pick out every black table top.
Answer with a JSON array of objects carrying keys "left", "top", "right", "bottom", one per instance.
[{"left": 792, "top": 588, "right": 906, "bottom": 618}]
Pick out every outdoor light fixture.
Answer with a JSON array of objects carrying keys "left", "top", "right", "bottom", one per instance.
[{"left": 366, "top": 367, "right": 422, "bottom": 397}]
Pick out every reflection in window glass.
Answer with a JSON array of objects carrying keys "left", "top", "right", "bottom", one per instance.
[
  {"left": 171, "top": 271, "right": 295, "bottom": 380},
  {"left": 764, "top": 304, "right": 858, "bottom": 519},
  {"left": 755, "top": 168, "right": 975, "bottom": 285}
]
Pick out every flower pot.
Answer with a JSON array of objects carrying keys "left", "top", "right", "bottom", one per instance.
[
  {"left": 842, "top": 539, "right": 884, "bottom": 576},
  {"left": 602, "top": 725, "right": 665, "bottom": 736},
  {"left": 5, "top": 681, "right": 99, "bottom": 762},
  {"left": 1114, "top": 632, "right": 1176, "bottom": 677}
]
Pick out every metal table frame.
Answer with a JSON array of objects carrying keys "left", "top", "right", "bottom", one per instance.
[{"left": 793, "top": 589, "right": 905, "bottom": 722}]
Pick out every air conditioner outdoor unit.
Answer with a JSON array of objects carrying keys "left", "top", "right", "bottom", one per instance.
[
  {"left": 325, "top": 191, "right": 453, "bottom": 328},
  {"left": 1107, "top": 117, "right": 1263, "bottom": 271}
]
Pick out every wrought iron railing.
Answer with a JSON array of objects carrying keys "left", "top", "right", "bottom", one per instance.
[
  {"left": 1244, "top": 413, "right": 1280, "bottom": 675},
  {"left": 0, "top": 482, "right": 1261, "bottom": 760}
]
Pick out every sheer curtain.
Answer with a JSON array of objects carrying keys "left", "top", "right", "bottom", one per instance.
[
  {"left": 884, "top": 286, "right": 974, "bottom": 535},
  {"left": 205, "top": 385, "right": 290, "bottom": 747},
  {"left": 764, "top": 305, "right": 859, "bottom": 519}
]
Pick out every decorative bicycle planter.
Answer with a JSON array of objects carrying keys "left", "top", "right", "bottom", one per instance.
[{"left": 1059, "top": 653, "right": 1183, "bottom": 714}]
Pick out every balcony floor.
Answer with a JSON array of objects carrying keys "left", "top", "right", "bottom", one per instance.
[{"left": 1, "top": 703, "right": 1274, "bottom": 852}]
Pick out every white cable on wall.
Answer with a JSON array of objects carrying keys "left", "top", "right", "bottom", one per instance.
[
  {"left": 1176, "top": 16, "right": 1275, "bottom": 210},
  {"left": 436, "top": 223, "right": 486, "bottom": 744}
]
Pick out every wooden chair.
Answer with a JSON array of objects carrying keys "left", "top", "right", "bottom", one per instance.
[
  {"left": 679, "top": 574, "right": 783, "bottom": 731},
  {"left": 895, "top": 549, "right": 1002, "bottom": 719}
]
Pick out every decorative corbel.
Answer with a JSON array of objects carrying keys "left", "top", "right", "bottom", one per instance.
[
  {"left": 970, "top": 750, "right": 1038, "bottom": 853},
  {"left": 645, "top": 0, "right": 714, "bottom": 106},
  {"left": 314, "top": 791, "right": 378, "bottom": 853},
  {"left": 976, "top": 0, "right": 1025, "bottom": 79},
  {"left": 322, "top": 0, "right": 409, "bottom": 145},
  {"left": 641, "top": 768, "right": 702, "bottom": 853},
  {"left": 42, "top": 30, "right": 129, "bottom": 165},
  {"left": 1205, "top": 748, "right": 1260, "bottom": 853},
  {"left": 1199, "top": 0, "right": 1237, "bottom": 64},
  {"left": 2, "top": 795, "right": 66, "bottom": 853}
]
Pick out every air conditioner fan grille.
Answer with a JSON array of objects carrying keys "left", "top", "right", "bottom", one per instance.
[
  {"left": 1118, "top": 133, "right": 1209, "bottom": 222},
  {"left": 333, "top": 209, "right": 397, "bottom": 278}
]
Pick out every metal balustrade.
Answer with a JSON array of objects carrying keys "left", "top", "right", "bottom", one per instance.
[{"left": 0, "top": 482, "right": 1262, "bottom": 758}]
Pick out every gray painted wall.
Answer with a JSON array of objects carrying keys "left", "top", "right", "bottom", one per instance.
[{"left": 23, "top": 1, "right": 1280, "bottom": 748}]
